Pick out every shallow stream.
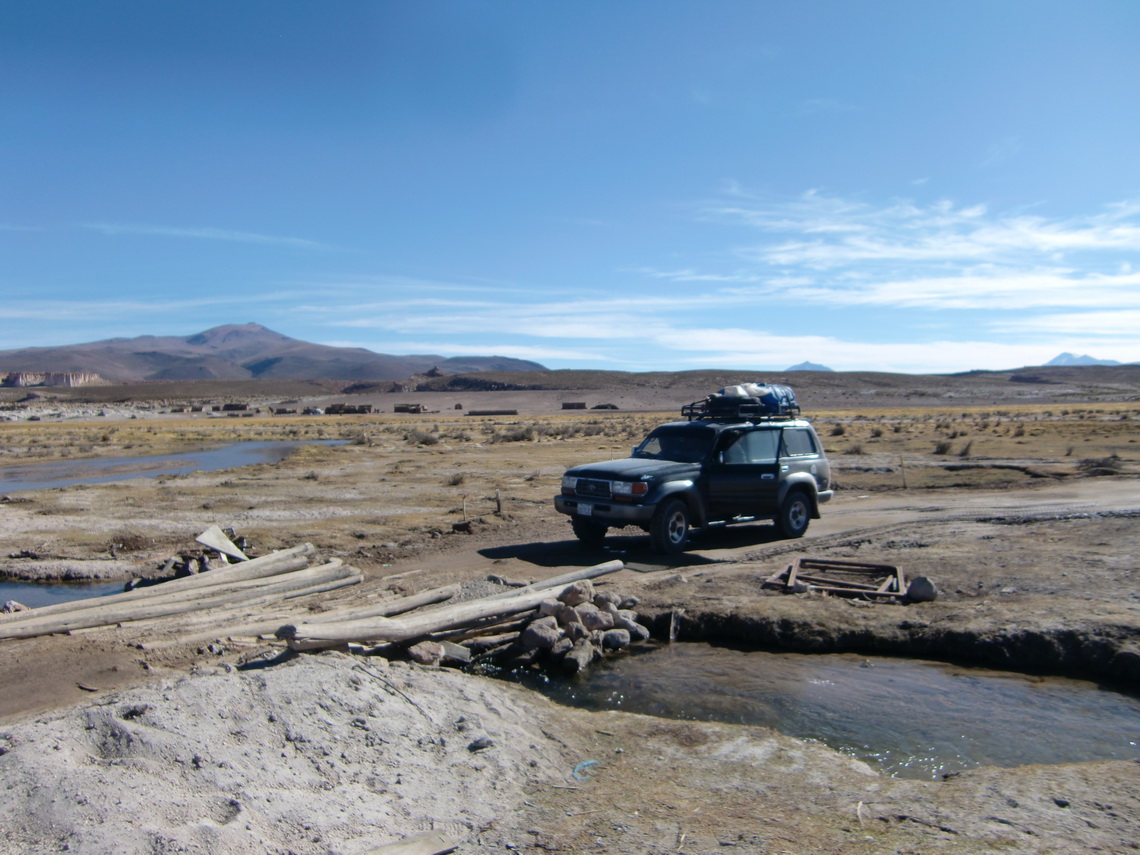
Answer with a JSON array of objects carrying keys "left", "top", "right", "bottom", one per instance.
[
  {"left": 0, "top": 439, "right": 344, "bottom": 494},
  {"left": 0, "top": 579, "right": 123, "bottom": 609},
  {"left": 528, "top": 642, "right": 1140, "bottom": 779}
]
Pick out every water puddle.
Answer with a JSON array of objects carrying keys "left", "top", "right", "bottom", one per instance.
[
  {"left": 526, "top": 642, "right": 1140, "bottom": 779},
  {"left": 0, "top": 579, "right": 123, "bottom": 609},
  {"left": 0, "top": 440, "right": 344, "bottom": 493}
]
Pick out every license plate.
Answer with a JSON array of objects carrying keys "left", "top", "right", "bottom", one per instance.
[{"left": 577, "top": 502, "right": 594, "bottom": 517}]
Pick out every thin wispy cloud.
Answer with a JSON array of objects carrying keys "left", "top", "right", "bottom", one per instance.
[
  {"left": 84, "top": 223, "right": 337, "bottom": 251},
  {"left": 993, "top": 309, "right": 1140, "bottom": 337},
  {"left": 0, "top": 292, "right": 301, "bottom": 322},
  {"left": 672, "top": 191, "right": 1140, "bottom": 315}
]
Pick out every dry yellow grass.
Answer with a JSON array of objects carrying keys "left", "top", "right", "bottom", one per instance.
[{"left": 1, "top": 405, "right": 1135, "bottom": 570}]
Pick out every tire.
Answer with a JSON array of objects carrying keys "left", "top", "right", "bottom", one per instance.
[
  {"left": 776, "top": 490, "right": 811, "bottom": 539},
  {"left": 571, "top": 516, "right": 607, "bottom": 548},
  {"left": 650, "top": 498, "right": 691, "bottom": 555}
]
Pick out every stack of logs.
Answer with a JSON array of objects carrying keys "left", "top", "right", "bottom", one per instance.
[
  {"left": 1, "top": 550, "right": 651, "bottom": 677},
  {"left": 0, "top": 545, "right": 361, "bottom": 641},
  {"left": 277, "top": 559, "right": 652, "bottom": 674}
]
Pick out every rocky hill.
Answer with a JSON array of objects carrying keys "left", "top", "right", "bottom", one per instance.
[{"left": 0, "top": 324, "right": 547, "bottom": 383}]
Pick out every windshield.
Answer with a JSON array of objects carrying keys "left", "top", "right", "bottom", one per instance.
[{"left": 634, "top": 428, "right": 714, "bottom": 463}]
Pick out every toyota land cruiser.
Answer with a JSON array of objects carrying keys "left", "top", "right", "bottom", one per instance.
[{"left": 554, "top": 406, "right": 832, "bottom": 554}]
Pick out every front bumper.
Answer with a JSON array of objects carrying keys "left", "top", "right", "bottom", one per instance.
[{"left": 554, "top": 495, "right": 658, "bottom": 526}]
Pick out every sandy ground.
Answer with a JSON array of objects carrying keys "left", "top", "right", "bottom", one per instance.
[{"left": 0, "top": 392, "right": 1138, "bottom": 853}]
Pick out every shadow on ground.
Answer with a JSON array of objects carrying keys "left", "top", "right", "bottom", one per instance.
[{"left": 480, "top": 522, "right": 790, "bottom": 572}]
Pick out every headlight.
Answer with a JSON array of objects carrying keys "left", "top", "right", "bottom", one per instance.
[
  {"left": 561, "top": 475, "right": 578, "bottom": 493},
  {"left": 611, "top": 480, "right": 648, "bottom": 497}
]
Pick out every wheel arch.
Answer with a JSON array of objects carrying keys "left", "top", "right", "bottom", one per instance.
[
  {"left": 653, "top": 484, "right": 707, "bottom": 526},
  {"left": 778, "top": 477, "right": 821, "bottom": 519}
]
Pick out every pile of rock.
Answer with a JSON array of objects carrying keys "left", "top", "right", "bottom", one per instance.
[{"left": 476, "top": 579, "right": 651, "bottom": 674}]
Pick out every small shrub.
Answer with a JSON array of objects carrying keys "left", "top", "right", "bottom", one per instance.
[
  {"left": 446, "top": 472, "right": 466, "bottom": 486},
  {"left": 406, "top": 428, "right": 439, "bottom": 446},
  {"left": 829, "top": 424, "right": 846, "bottom": 437},
  {"left": 933, "top": 440, "right": 953, "bottom": 455},
  {"left": 1078, "top": 455, "right": 1122, "bottom": 476},
  {"left": 491, "top": 425, "right": 535, "bottom": 443},
  {"left": 870, "top": 427, "right": 883, "bottom": 438},
  {"left": 843, "top": 443, "right": 865, "bottom": 455},
  {"left": 958, "top": 441, "right": 973, "bottom": 458}
]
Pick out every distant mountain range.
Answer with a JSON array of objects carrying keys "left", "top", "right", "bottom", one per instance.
[
  {"left": 0, "top": 323, "right": 547, "bottom": 383},
  {"left": 1044, "top": 352, "right": 1122, "bottom": 367}
]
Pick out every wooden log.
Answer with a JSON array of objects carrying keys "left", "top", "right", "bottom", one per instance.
[
  {"left": 280, "top": 560, "right": 624, "bottom": 650},
  {"left": 0, "top": 562, "right": 358, "bottom": 640},
  {"left": 123, "top": 569, "right": 365, "bottom": 639},
  {"left": 0, "top": 545, "right": 315, "bottom": 624},
  {"left": 481, "top": 560, "right": 624, "bottom": 600},
  {"left": 6, "top": 558, "right": 342, "bottom": 633},
  {"left": 300, "top": 584, "right": 460, "bottom": 625}
]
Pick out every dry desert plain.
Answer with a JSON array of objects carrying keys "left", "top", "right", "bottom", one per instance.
[{"left": 0, "top": 371, "right": 1139, "bottom": 854}]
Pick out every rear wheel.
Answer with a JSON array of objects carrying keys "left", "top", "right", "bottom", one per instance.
[
  {"left": 650, "top": 498, "right": 690, "bottom": 554},
  {"left": 776, "top": 490, "right": 811, "bottom": 538},
  {"left": 571, "top": 516, "right": 608, "bottom": 547}
]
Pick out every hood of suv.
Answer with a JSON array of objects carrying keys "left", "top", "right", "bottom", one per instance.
[{"left": 565, "top": 457, "right": 697, "bottom": 482}]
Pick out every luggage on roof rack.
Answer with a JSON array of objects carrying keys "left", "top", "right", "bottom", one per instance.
[{"left": 682, "top": 382, "right": 800, "bottom": 421}]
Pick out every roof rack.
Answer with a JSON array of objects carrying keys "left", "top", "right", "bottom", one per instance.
[{"left": 681, "top": 398, "right": 801, "bottom": 423}]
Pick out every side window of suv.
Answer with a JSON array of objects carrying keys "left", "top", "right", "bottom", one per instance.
[
  {"left": 780, "top": 428, "right": 818, "bottom": 457},
  {"left": 723, "top": 429, "right": 779, "bottom": 464}
]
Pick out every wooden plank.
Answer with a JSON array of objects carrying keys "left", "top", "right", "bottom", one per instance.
[
  {"left": 803, "top": 583, "right": 906, "bottom": 598},
  {"left": 764, "top": 566, "right": 790, "bottom": 587},
  {"left": 195, "top": 525, "right": 249, "bottom": 561},
  {"left": 798, "top": 558, "right": 899, "bottom": 574},
  {"left": 795, "top": 574, "right": 881, "bottom": 591}
]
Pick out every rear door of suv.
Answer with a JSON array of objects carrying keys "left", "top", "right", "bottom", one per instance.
[{"left": 778, "top": 425, "right": 824, "bottom": 491}]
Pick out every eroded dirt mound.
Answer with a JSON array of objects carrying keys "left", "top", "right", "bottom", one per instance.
[{"left": 0, "top": 653, "right": 569, "bottom": 854}]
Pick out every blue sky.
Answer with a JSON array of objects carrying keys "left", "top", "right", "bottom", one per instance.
[{"left": 2, "top": 1, "right": 1138, "bottom": 374}]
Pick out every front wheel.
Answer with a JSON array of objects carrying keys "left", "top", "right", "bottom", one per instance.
[
  {"left": 776, "top": 490, "right": 811, "bottom": 539},
  {"left": 650, "top": 498, "right": 690, "bottom": 555},
  {"left": 571, "top": 516, "right": 608, "bottom": 547}
]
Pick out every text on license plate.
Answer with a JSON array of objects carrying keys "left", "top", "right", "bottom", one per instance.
[{"left": 576, "top": 502, "right": 593, "bottom": 517}]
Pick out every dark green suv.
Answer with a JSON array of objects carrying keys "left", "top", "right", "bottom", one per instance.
[{"left": 555, "top": 416, "right": 832, "bottom": 554}]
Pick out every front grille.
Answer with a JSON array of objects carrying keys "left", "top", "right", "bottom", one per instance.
[{"left": 575, "top": 478, "right": 611, "bottom": 499}]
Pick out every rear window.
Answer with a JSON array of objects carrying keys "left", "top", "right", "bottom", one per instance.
[
  {"left": 723, "top": 430, "right": 779, "bottom": 464},
  {"left": 781, "top": 428, "right": 818, "bottom": 457}
]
